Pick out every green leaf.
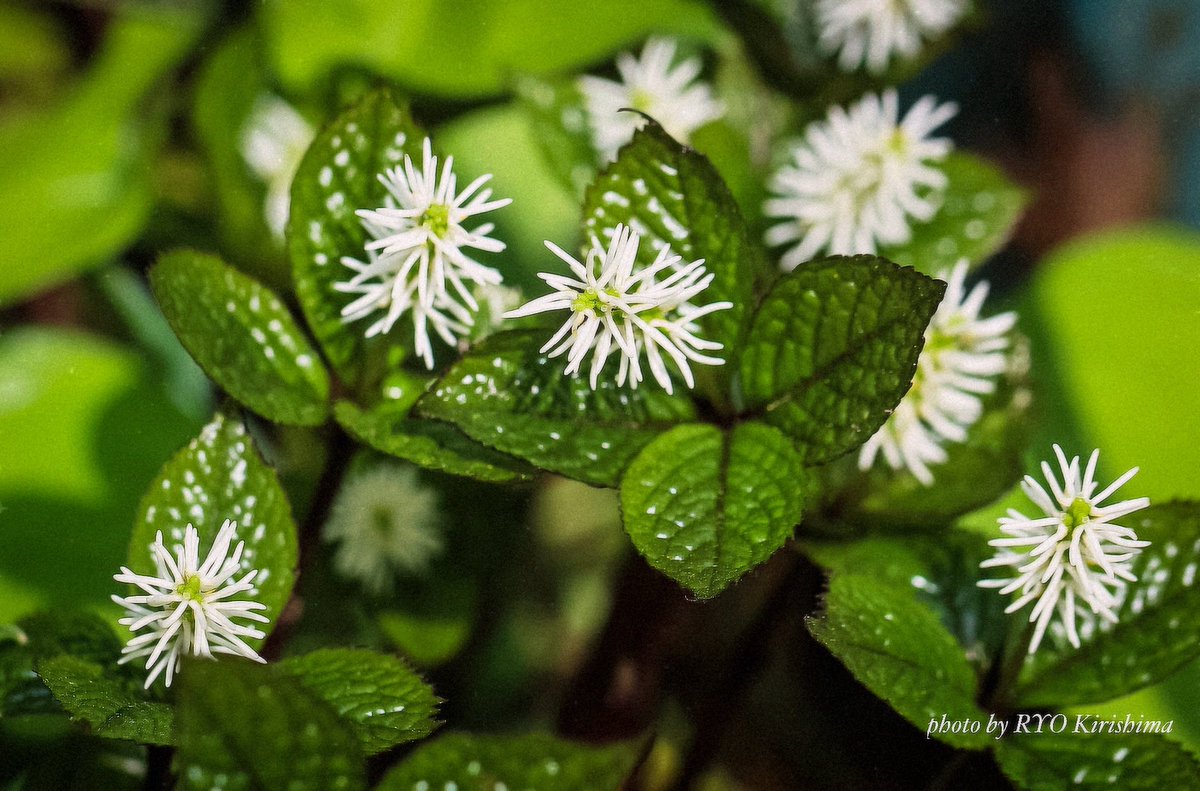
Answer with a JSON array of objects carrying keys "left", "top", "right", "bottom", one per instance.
[
  {"left": 517, "top": 76, "right": 597, "bottom": 195},
  {"left": 288, "top": 88, "right": 424, "bottom": 388},
  {"left": 879, "top": 152, "right": 1027, "bottom": 275},
  {"left": 334, "top": 401, "right": 532, "bottom": 484},
  {"left": 263, "top": 0, "right": 719, "bottom": 99},
  {"left": 375, "top": 732, "right": 639, "bottom": 791},
  {"left": 802, "top": 532, "right": 1008, "bottom": 672},
  {"left": 128, "top": 412, "right": 299, "bottom": 651},
  {"left": 36, "top": 656, "right": 173, "bottom": 745},
  {"left": 583, "top": 120, "right": 766, "bottom": 356},
  {"left": 1010, "top": 502, "right": 1200, "bottom": 708},
  {"left": 176, "top": 660, "right": 365, "bottom": 791},
  {"left": 995, "top": 731, "right": 1200, "bottom": 790},
  {"left": 806, "top": 573, "right": 990, "bottom": 750},
  {"left": 0, "top": 9, "right": 202, "bottom": 306},
  {"left": 620, "top": 422, "right": 805, "bottom": 599},
  {"left": 150, "top": 250, "right": 330, "bottom": 427},
  {"left": 277, "top": 648, "right": 440, "bottom": 755},
  {"left": 419, "top": 330, "right": 694, "bottom": 486},
  {"left": 738, "top": 256, "right": 945, "bottom": 464}
]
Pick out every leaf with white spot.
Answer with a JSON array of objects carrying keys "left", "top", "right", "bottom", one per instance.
[
  {"left": 1008, "top": 502, "right": 1200, "bottom": 708},
  {"left": 620, "top": 422, "right": 805, "bottom": 599},
  {"left": 176, "top": 659, "right": 365, "bottom": 791},
  {"left": 738, "top": 256, "right": 945, "bottom": 464},
  {"left": 879, "top": 152, "right": 1027, "bottom": 275},
  {"left": 583, "top": 120, "right": 768, "bottom": 356},
  {"left": 37, "top": 655, "right": 174, "bottom": 745},
  {"left": 374, "top": 732, "right": 639, "bottom": 791},
  {"left": 288, "top": 88, "right": 425, "bottom": 387},
  {"left": 419, "top": 330, "right": 695, "bottom": 487},
  {"left": 127, "top": 412, "right": 299, "bottom": 650},
  {"left": 150, "top": 250, "right": 330, "bottom": 426},
  {"left": 806, "top": 573, "right": 991, "bottom": 750},
  {"left": 277, "top": 648, "right": 440, "bottom": 755},
  {"left": 995, "top": 730, "right": 1200, "bottom": 791},
  {"left": 334, "top": 401, "right": 533, "bottom": 484}
]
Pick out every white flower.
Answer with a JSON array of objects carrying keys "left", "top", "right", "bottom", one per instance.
[
  {"left": 815, "top": 0, "right": 969, "bottom": 74},
  {"left": 764, "top": 90, "right": 957, "bottom": 271},
  {"left": 858, "top": 260, "right": 1016, "bottom": 484},
  {"left": 323, "top": 464, "right": 442, "bottom": 594},
  {"left": 579, "top": 37, "right": 723, "bottom": 162},
  {"left": 504, "top": 224, "right": 732, "bottom": 394},
  {"left": 978, "top": 445, "right": 1151, "bottom": 655},
  {"left": 112, "top": 520, "right": 268, "bottom": 688},
  {"left": 335, "top": 137, "right": 511, "bottom": 368},
  {"left": 240, "top": 95, "right": 315, "bottom": 238}
]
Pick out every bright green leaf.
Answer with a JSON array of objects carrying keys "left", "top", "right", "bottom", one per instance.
[
  {"left": 1011, "top": 502, "right": 1200, "bottom": 708},
  {"left": 151, "top": 250, "right": 330, "bottom": 426},
  {"left": 334, "top": 401, "right": 532, "bottom": 484},
  {"left": 995, "top": 731, "right": 1200, "bottom": 790},
  {"left": 263, "top": 0, "right": 719, "bottom": 99},
  {"left": 879, "top": 152, "right": 1027, "bottom": 275},
  {"left": 0, "top": 8, "right": 202, "bottom": 306},
  {"left": 583, "top": 120, "right": 766, "bottom": 356},
  {"left": 620, "top": 422, "right": 805, "bottom": 599},
  {"left": 127, "top": 412, "right": 299, "bottom": 651},
  {"left": 419, "top": 330, "right": 694, "bottom": 486},
  {"left": 37, "top": 656, "right": 173, "bottom": 745},
  {"left": 288, "top": 88, "right": 424, "bottom": 388},
  {"left": 806, "top": 573, "right": 990, "bottom": 750},
  {"left": 176, "top": 660, "right": 365, "bottom": 791},
  {"left": 738, "top": 256, "right": 945, "bottom": 464},
  {"left": 375, "top": 732, "right": 639, "bottom": 791},
  {"left": 277, "top": 648, "right": 440, "bottom": 755}
]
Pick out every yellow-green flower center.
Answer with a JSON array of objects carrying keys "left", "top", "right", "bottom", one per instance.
[
  {"left": 176, "top": 574, "right": 205, "bottom": 602},
  {"left": 421, "top": 203, "right": 451, "bottom": 238},
  {"left": 630, "top": 89, "right": 654, "bottom": 113},
  {"left": 1063, "top": 497, "right": 1093, "bottom": 529}
]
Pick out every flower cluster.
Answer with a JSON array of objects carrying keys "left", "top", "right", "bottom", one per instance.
[
  {"left": 579, "top": 37, "right": 723, "bottom": 162},
  {"left": 858, "top": 260, "right": 1016, "bottom": 484},
  {"left": 323, "top": 464, "right": 443, "bottom": 594},
  {"left": 504, "top": 224, "right": 732, "bottom": 394},
  {"left": 815, "top": 0, "right": 969, "bottom": 74},
  {"left": 979, "top": 446, "right": 1151, "bottom": 654},
  {"left": 336, "top": 138, "right": 511, "bottom": 367},
  {"left": 240, "top": 95, "right": 314, "bottom": 238},
  {"left": 764, "top": 89, "right": 957, "bottom": 271},
  {"left": 112, "top": 520, "right": 268, "bottom": 688}
]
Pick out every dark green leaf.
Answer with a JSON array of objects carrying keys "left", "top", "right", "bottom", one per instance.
[
  {"left": 1011, "top": 502, "right": 1200, "bottom": 708},
  {"left": 995, "top": 730, "right": 1200, "bottom": 790},
  {"left": 277, "top": 648, "right": 440, "bottom": 755},
  {"left": 334, "top": 401, "right": 532, "bottom": 484},
  {"left": 36, "top": 656, "right": 173, "bottom": 745},
  {"left": 879, "top": 152, "right": 1027, "bottom": 276},
  {"left": 620, "top": 422, "right": 805, "bottom": 599},
  {"left": 16, "top": 611, "right": 120, "bottom": 666},
  {"left": 288, "top": 88, "right": 424, "bottom": 387},
  {"left": 738, "top": 256, "right": 944, "bottom": 463},
  {"left": 583, "top": 120, "right": 766, "bottom": 356},
  {"left": 375, "top": 732, "right": 639, "bottom": 791},
  {"left": 176, "top": 660, "right": 365, "bottom": 791},
  {"left": 419, "top": 330, "right": 694, "bottom": 486},
  {"left": 151, "top": 250, "right": 330, "bottom": 426},
  {"left": 128, "top": 412, "right": 299, "bottom": 651},
  {"left": 807, "top": 573, "right": 990, "bottom": 749}
]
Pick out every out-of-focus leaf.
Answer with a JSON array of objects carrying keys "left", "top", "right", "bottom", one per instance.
[
  {"left": 263, "top": 0, "right": 720, "bottom": 99},
  {"left": 375, "top": 732, "right": 639, "bottom": 791},
  {"left": 0, "top": 8, "right": 203, "bottom": 305}
]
